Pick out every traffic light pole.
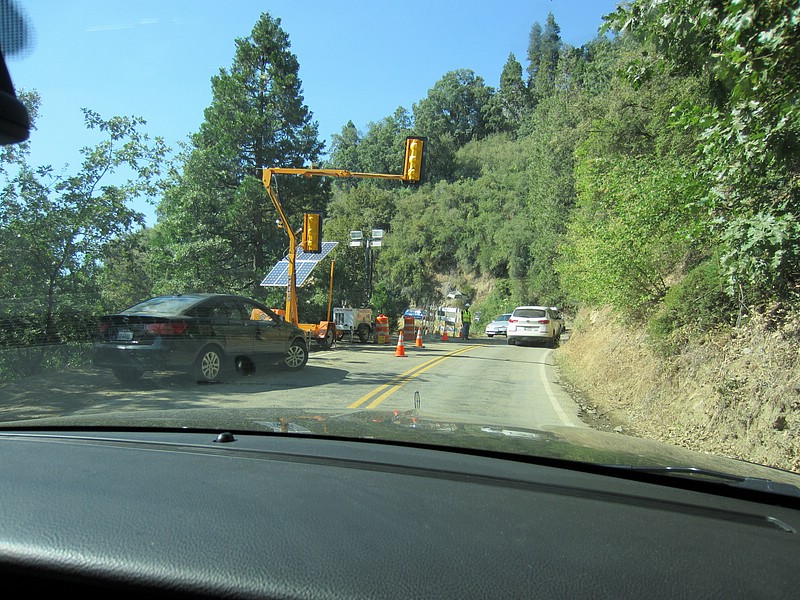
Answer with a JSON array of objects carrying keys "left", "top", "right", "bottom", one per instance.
[
  {"left": 261, "top": 136, "right": 426, "bottom": 327},
  {"left": 262, "top": 170, "right": 300, "bottom": 324}
]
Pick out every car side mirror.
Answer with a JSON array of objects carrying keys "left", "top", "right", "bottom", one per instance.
[
  {"left": 0, "top": 1, "right": 31, "bottom": 145},
  {"left": 0, "top": 66, "right": 28, "bottom": 144}
]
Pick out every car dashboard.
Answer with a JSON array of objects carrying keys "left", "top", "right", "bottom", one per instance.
[{"left": 0, "top": 428, "right": 799, "bottom": 599}]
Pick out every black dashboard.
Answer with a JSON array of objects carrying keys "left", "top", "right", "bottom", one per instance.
[{"left": 1, "top": 429, "right": 799, "bottom": 599}]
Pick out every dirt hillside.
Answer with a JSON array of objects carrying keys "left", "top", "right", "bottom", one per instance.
[{"left": 556, "top": 306, "right": 800, "bottom": 473}]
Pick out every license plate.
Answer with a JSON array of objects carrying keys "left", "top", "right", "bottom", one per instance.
[{"left": 116, "top": 330, "right": 134, "bottom": 341}]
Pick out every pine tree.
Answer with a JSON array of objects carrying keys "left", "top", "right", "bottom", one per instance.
[{"left": 152, "top": 13, "right": 324, "bottom": 297}]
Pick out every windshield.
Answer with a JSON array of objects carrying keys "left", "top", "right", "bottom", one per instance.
[
  {"left": 514, "top": 309, "right": 547, "bottom": 319},
  {"left": 2, "top": 0, "right": 799, "bottom": 489},
  {"left": 122, "top": 296, "right": 202, "bottom": 315}
]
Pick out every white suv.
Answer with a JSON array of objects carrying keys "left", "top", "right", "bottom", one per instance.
[{"left": 507, "top": 306, "right": 561, "bottom": 347}]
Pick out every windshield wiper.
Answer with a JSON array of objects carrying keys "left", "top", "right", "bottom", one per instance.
[{"left": 606, "top": 465, "right": 800, "bottom": 499}]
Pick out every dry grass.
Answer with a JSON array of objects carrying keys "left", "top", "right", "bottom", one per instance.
[{"left": 557, "top": 306, "right": 800, "bottom": 473}]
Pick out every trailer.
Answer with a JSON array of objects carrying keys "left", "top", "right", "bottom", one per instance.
[
  {"left": 261, "top": 245, "right": 338, "bottom": 350},
  {"left": 333, "top": 307, "right": 373, "bottom": 343}
]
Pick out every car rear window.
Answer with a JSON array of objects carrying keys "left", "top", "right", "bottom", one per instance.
[
  {"left": 497, "top": 314, "right": 510, "bottom": 321},
  {"left": 514, "top": 309, "right": 546, "bottom": 318},
  {"left": 123, "top": 296, "right": 201, "bottom": 315}
]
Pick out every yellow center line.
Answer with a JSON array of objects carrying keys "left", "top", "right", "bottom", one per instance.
[{"left": 348, "top": 344, "right": 480, "bottom": 410}]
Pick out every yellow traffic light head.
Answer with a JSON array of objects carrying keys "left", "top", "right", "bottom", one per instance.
[
  {"left": 302, "top": 211, "right": 323, "bottom": 253},
  {"left": 402, "top": 136, "right": 426, "bottom": 184}
]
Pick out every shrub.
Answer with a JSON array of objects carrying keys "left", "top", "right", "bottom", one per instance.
[{"left": 648, "top": 258, "right": 735, "bottom": 351}]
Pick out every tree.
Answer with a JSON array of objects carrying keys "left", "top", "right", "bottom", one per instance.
[
  {"left": 152, "top": 12, "right": 325, "bottom": 298},
  {"left": 606, "top": 0, "right": 800, "bottom": 304},
  {"left": 357, "top": 108, "right": 414, "bottom": 177},
  {"left": 328, "top": 120, "right": 362, "bottom": 186},
  {"left": 559, "top": 152, "right": 703, "bottom": 313},
  {"left": 413, "top": 69, "right": 496, "bottom": 181},
  {"left": 490, "top": 53, "right": 530, "bottom": 132},
  {"left": 0, "top": 95, "right": 166, "bottom": 349},
  {"left": 527, "top": 14, "right": 564, "bottom": 100},
  {"left": 97, "top": 228, "right": 155, "bottom": 309},
  {"left": 324, "top": 185, "right": 398, "bottom": 308},
  {"left": 526, "top": 22, "right": 543, "bottom": 86}
]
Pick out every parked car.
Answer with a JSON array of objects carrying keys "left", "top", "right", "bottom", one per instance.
[
  {"left": 485, "top": 313, "right": 511, "bottom": 337},
  {"left": 507, "top": 305, "right": 562, "bottom": 347},
  {"left": 94, "top": 293, "right": 309, "bottom": 382}
]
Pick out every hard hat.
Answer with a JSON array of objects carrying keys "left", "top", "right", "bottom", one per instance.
[{"left": 465, "top": 303, "right": 470, "bottom": 307}]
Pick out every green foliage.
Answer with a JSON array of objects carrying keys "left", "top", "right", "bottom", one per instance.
[
  {"left": 528, "top": 13, "right": 564, "bottom": 99},
  {"left": 0, "top": 94, "right": 166, "bottom": 381},
  {"left": 647, "top": 257, "right": 735, "bottom": 349},
  {"left": 370, "top": 280, "right": 409, "bottom": 324},
  {"left": 376, "top": 83, "right": 583, "bottom": 307},
  {"left": 327, "top": 110, "right": 414, "bottom": 185},
  {"left": 150, "top": 12, "right": 325, "bottom": 300},
  {"left": 324, "top": 185, "right": 397, "bottom": 307},
  {"left": 327, "top": 120, "right": 362, "bottom": 186},
  {"left": 491, "top": 54, "right": 530, "bottom": 132},
  {"left": 559, "top": 151, "right": 703, "bottom": 314},
  {"left": 97, "top": 229, "right": 155, "bottom": 309},
  {"left": 607, "top": 0, "right": 800, "bottom": 306},
  {"left": 720, "top": 209, "right": 800, "bottom": 299},
  {"left": 0, "top": 96, "right": 166, "bottom": 337},
  {"left": 376, "top": 183, "right": 460, "bottom": 305},
  {"left": 412, "top": 69, "right": 497, "bottom": 181},
  {"left": 473, "top": 279, "right": 516, "bottom": 325}
]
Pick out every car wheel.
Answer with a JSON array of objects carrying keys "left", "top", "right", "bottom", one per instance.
[
  {"left": 487, "top": 333, "right": 494, "bottom": 338},
  {"left": 357, "top": 324, "right": 370, "bottom": 343},
  {"left": 194, "top": 345, "right": 225, "bottom": 382},
  {"left": 283, "top": 339, "right": 308, "bottom": 370},
  {"left": 112, "top": 367, "right": 144, "bottom": 384},
  {"left": 507, "top": 338, "right": 516, "bottom": 345}
]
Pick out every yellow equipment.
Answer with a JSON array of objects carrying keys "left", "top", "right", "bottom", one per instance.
[{"left": 261, "top": 137, "right": 426, "bottom": 348}]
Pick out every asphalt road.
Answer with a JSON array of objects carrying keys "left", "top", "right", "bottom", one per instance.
[{"left": 0, "top": 335, "right": 584, "bottom": 429}]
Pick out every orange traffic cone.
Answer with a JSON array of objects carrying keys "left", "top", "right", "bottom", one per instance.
[
  {"left": 415, "top": 328, "right": 424, "bottom": 348},
  {"left": 441, "top": 326, "right": 449, "bottom": 341},
  {"left": 395, "top": 330, "right": 407, "bottom": 357}
]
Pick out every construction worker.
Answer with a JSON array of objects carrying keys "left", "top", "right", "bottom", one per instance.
[{"left": 461, "top": 304, "right": 472, "bottom": 340}]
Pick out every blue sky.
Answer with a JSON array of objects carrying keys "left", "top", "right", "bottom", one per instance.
[{"left": 8, "top": 0, "right": 620, "bottom": 224}]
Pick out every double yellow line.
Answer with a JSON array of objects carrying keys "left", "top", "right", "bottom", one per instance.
[{"left": 348, "top": 344, "right": 480, "bottom": 410}]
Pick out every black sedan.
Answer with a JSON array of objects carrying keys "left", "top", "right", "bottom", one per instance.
[{"left": 94, "top": 294, "right": 309, "bottom": 383}]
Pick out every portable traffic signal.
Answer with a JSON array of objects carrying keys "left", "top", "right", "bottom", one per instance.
[
  {"left": 402, "top": 136, "right": 426, "bottom": 184},
  {"left": 302, "top": 211, "right": 323, "bottom": 253}
]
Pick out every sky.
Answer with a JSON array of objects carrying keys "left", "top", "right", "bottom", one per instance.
[{"left": 7, "top": 0, "right": 621, "bottom": 225}]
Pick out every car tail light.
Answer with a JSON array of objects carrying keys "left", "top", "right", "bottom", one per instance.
[
  {"left": 145, "top": 322, "right": 188, "bottom": 336},
  {"left": 537, "top": 319, "right": 550, "bottom": 324},
  {"left": 97, "top": 322, "right": 111, "bottom": 333},
  {"left": 509, "top": 318, "right": 518, "bottom": 323}
]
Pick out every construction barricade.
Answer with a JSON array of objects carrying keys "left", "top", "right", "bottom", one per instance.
[{"left": 375, "top": 314, "right": 390, "bottom": 344}]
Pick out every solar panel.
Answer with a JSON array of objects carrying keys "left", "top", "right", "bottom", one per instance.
[
  {"left": 260, "top": 241, "right": 338, "bottom": 287},
  {"left": 261, "top": 262, "right": 289, "bottom": 287},
  {"left": 296, "top": 241, "right": 338, "bottom": 261}
]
